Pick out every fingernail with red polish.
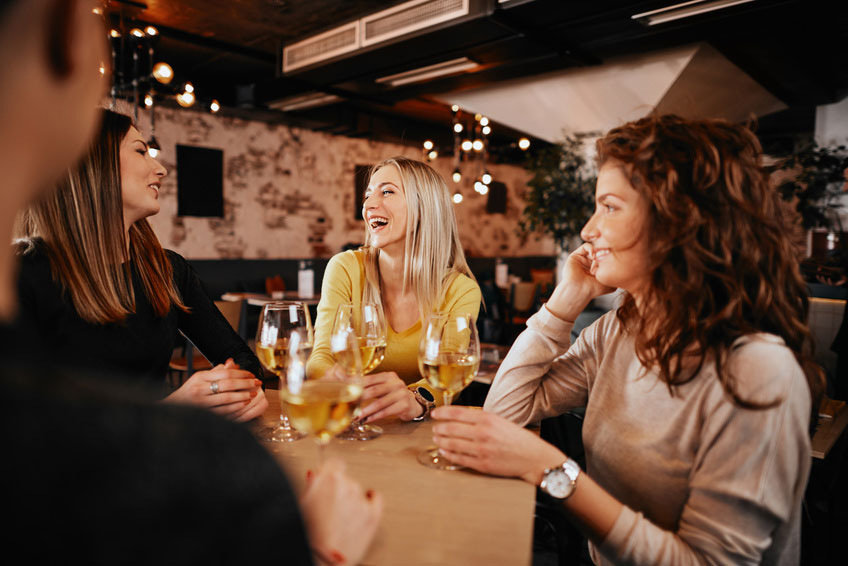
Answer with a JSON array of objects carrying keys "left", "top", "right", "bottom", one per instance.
[
  {"left": 250, "top": 390, "right": 257, "bottom": 397},
  {"left": 330, "top": 550, "right": 346, "bottom": 564},
  {"left": 306, "top": 469, "right": 313, "bottom": 482},
  {"left": 365, "top": 489, "right": 374, "bottom": 500}
]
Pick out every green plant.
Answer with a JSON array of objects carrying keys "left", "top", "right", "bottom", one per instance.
[
  {"left": 776, "top": 141, "right": 848, "bottom": 232},
  {"left": 518, "top": 135, "right": 597, "bottom": 251}
]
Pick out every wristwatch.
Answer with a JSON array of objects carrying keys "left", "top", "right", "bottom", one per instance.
[
  {"left": 539, "top": 458, "right": 580, "bottom": 499},
  {"left": 410, "top": 386, "right": 435, "bottom": 421}
]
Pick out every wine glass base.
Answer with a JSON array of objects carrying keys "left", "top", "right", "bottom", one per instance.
[
  {"left": 258, "top": 425, "right": 306, "bottom": 443},
  {"left": 337, "top": 423, "right": 383, "bottom": 441},
  {"left": 417, "top": 447, "right": 464, "bottom": 470}
]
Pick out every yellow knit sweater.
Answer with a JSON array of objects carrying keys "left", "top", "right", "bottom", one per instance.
[{"left": 306, "top": 250, "right": 481, "bottom": 402}]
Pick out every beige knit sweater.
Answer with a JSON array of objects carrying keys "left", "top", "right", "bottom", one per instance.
[{"left": 484, "top": 306, "right": 811, "bottom": 566}]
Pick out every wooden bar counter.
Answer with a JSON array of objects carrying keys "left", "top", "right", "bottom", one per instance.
[{"left": 257, "top": 390, "right": 535, "bottom": 566}]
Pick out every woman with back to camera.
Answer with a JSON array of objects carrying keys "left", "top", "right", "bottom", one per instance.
[
  {"left": 431, "top": 115, "right": 823, "bottom": 565},
  {"left": 16, "top": 109, "right": 267, "bottom": 422},
  {"left": 307, "top": 156, "right": 481, "bottom": 423}
]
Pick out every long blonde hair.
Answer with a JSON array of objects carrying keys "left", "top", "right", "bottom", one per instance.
[
  {"left": 362, "top": 157, "right": 474, "bottom": 320},
  {"left": 18, "top": 109, "right": 187, "bottom": 323}
]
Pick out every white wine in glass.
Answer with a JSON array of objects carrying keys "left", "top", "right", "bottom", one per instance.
[
  {"left": 417, "top": 312, "right": 480, "bottom": 470},
  {"left": 291, "top": 326, "right": 365, "bottom": 461},
  {"left": 255, "top": 301, "right": 312, "bottom": 443},
  {"left": 333, "top": 302, "right": 387, "bottom": 441}
]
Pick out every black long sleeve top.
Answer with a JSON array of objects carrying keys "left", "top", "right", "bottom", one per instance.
[
  {"left": 15, "top": 241, "right": 261, "bottom": 391},
  {"left": 0, "top": 362, "right": 312, "bottom": 564}
]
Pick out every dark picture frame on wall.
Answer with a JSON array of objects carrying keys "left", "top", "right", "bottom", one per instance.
[
  {"left": 177, "top": 144, "right": 224, "bottom": 218},
  {"left": 354, "top": 164, "right": 371, "bottom": 220}
]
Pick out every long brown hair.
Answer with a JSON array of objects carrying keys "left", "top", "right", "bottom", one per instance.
[
  {"left": 362, "top": 157, "right": 475, "bottom": 320},
  {"left": 596, "top": 114, "right": 824, "bottom": 408},
  {"left": 18, "top": 109, "right": 187, "bottom": 323}
]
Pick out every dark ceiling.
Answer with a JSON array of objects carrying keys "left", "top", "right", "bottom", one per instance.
[{"left": 106, "top": 0, "right": 848, "bottom": 159}]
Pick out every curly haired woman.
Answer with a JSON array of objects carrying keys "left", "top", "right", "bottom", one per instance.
[{"left": 431, "top": 115, "right": 823, "bottom": 566}]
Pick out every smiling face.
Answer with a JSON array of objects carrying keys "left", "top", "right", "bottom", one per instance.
[
  {"left": 580, "top": 161, "right": 652, "bottom": 299},
  {"left": 363, "top": 164, "right": 408, "bottom": 253},
  {"left": 119, "top": 126, "right": 167, "bottom": 228}
]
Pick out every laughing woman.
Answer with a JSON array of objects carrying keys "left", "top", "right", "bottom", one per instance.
[
  {"left": 431, "top": 115, "right": 823, "bottom": 565},
  {"left": 307, "top": 157, "right": 481, "bottom": 423},
  {"left": 15, "top": 109, "right": 267, "bottom": 422}
]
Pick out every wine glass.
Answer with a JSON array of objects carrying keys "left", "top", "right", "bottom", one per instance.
[
  {"left": 416, "top": 312, "right": 480, "bottom": 470},
  {"left": 332, "top": 302, "right": 387, "bottom": 441},
  {"left": 285, "top": 325, "right": 364, "bottom": 462},
  {"left": 254, "top": 301, "right": 312, "bottom": 442}
]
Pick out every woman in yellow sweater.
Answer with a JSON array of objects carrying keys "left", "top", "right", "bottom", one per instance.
[{"left": 308, "top": 157, "right": 481, "bottom": 423}]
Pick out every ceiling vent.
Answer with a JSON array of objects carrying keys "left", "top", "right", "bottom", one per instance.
[
  {"left": 281, "top": 0, "right": 482, "bottom": 76},
  {"left": 361, "top": 0, "right": 469, "bottom": 47},
  {"left": 283, "top": 21, "right": 359, "bottom": 73}
]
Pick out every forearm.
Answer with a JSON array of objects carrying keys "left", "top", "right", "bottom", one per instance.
[{"left": 484, "top": 306, "right": 586, "bottom": 425}]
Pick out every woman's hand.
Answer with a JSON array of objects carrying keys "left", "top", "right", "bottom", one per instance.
[
  {"left": 299, "top": 459, "right": 382, "bottom": 566},
  {"left": 164, "top": 358, "right": 267, "bottom": 421},
  {"left": 431, "top": 405, "right": 567, "bottom": 485},
  {"left": 547, "top": 243, "right": 617, "bottom": 321},
  {"left": 357, "top": 372, "right": 424, "bottom": 423}
]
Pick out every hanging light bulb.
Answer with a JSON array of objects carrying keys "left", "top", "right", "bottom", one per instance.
[
  {"left": 482, "top": 125, "right": 491, "bottom": 136},
  {"left": 423, "top": 140, "right": 434, "bottom": 150},
  {"left": 110, "top": 29, "right": 120, "bottom": 38},
  {"left": 472, "top": 139, "right": 484, "bottom": 152},
  {"left": 92, "top": 6, "right": 103, "bottom": 15},
  {"left": 480, "top": 117, "right": 489, "bottom": 127},
  {"left": 183, "top": 82, "right": 194, "bottom": 94},
  {"left": 474, "top": 113, "right": 482, "bottom": 121},
  {"left": 453, "top": 123, "right": 463, "bottom": 134},
  {"left": 478, "top": 184, "right": 489, "bottom": 195},
  {"left": 99, "top": 63, "right": 106, "bottom": 76},
  {"left": 144, "top": 93, "right": 154, "bottom": 107},
  {"left": 452, "top": 192, "right": 463, "bottom": 204},
  {"left": 451, "top": 104, "right": 460, "bottom": 112},
  {"left": 147, "top": 137, "right": 161, "bottom": 158},
  {"left": 474, "top": 181, "right": 485, "bottom": 193},
  {"left": 452, "top": 168, "right": 462, "bottom": 183},
  {"left": 176, "top": 91, "right": 195, "bottom": 107},
  {"left": 210, "top": 99, "right": 221, "bottom": 113},
  {"left": 481, "top": 171, "right": 492, "bottom": 185},
  {"left": 152, "top": 62, "right": 173, "bottom": 84},
  {"left": 145, "top": 26, "right": 158, "bottom": 36},
  {"left": 518, "top": 137, "right": 531, "bottom": 150},
  {"left": 461, "top": 140, "right": 473, "bottom": 152},
  {"left": 130, "top": 28, "right": 144, "bottom": 38},
  {"left": 427, "top": 150, "right": 438, "bottom": 160}
]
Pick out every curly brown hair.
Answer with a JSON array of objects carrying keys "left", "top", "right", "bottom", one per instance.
[{"left": 596, "top": 114, "right": 824, "bottom": 408}]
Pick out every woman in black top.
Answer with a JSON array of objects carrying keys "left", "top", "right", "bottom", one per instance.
[{"left": 16, "top": 109, "right": 267, "bottom": 422}]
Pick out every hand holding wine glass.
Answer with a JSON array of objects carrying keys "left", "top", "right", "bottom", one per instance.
[{"left": 417, "top": 312, "right": 480, "bottom": 470}]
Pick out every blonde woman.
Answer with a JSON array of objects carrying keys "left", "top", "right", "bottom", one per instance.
[
  {"left": 15, "top": 109, "right": 267, "bottom": 422},
  {"left": 308, "top": 157, "right": 481, "bottom": 422}
]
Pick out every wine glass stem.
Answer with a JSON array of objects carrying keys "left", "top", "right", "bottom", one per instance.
[{"left": 442, "top": 392, "right": 454, "bottom": 407}]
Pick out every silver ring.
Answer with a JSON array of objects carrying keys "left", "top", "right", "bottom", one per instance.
[{"left": 210, "top": 381, "right": 220, "bottom": 394}]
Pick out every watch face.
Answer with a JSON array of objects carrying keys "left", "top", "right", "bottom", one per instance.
[{"left": 542, "top": 469, "right": 574, "bottom": 499}]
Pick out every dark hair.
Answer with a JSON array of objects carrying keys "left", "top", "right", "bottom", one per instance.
[
  {"left": 596, "top": 114, "right": 824, "bottom": 408},
  {"left": 19, "top": 109, "right": 187, "bottom": 323}
]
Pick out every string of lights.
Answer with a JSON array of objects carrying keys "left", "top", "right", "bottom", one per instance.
[{"left": 422, "top": 106, "right": 532, "bottom": 204}]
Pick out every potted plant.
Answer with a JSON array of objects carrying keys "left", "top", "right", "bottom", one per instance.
[
  {"left": 518, "top": 134, "right": 597, "bottom": 253},
  {"left": 775, "top": 141, "right": 848, "bottom": 281}
]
